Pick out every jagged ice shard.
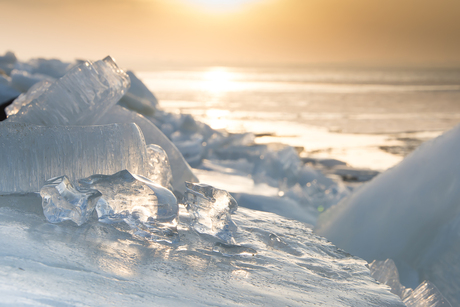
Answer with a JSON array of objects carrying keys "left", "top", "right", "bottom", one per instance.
[
  {"left": 79, "top": 170, "right": 178, "bottom": 242},
  {"left": 40, "top": 176, "right": 101, "bottom": 226},
  {"left": 7, "top": 56, "right": 129, "bottom": 125},
  {"left": 184, "top": 182, "right": 238, "bottom": 243},
  {"left": 0, "top": 122, "right": 148, "bottom": 194},
  {"left": 79, "top": 170, "right": 178, "bottom": 224}
]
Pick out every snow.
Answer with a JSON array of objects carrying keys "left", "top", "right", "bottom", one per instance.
[{"left": 315, "top": 121, "right": 460, "bottom": 305}]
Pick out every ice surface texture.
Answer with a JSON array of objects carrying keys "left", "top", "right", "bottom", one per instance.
[
  {"left": 8, "top": 56, "right": 129, "bottom": 125},
  {"left": 40, "top": 176, "right": 101, "bottom": 226},
  {"left": 0, "top": 122, "right": 148, "bottom": 194},
  {"left": 0, "top": 199, "right": 405, "bottom": 306},
  {"left": 184, "top": 182, "right": 238, "bottom": 243}
]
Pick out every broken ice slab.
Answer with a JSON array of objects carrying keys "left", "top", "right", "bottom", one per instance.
[
  {"left": 78, "top": 170, "right": 178, "bottom": 224},
  {"left": 0, "top": 122, "right": 148, "bottom": 194},
  {"left": 7, "top": 56, "right": 129, "bottom": 125},
  {"left": 184, "top": 182, "right": 238, "bottom": 243},
  {"left": 403, "top": 281, "right": 452, "bottom": 307},
  {"left": 6, "top": 80, "right": 52, "bottom": 117},
  {"left": 146, "top": 144, "right": 173, "bottom": 190},
  {"left": 97, "top": 105, "right": 198, "bottom": 193},
  {"left": 40, "top": 176, "right": 101, "bottom": 226},
  {"left": 117, "top": 71, "right": 158, "bottom": 116}
]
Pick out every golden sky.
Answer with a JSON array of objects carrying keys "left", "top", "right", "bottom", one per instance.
[{"left": 1, "top": 0, "right": 460, "bottom": 69}]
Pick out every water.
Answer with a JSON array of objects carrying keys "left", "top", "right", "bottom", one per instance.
[{"left": 138, "top": 66, "right": 460, "bottom": 170}]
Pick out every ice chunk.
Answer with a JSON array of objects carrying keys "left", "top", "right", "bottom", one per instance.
[
  {"left": 79, "top": 170, "right": 178, "bottom": 242},
  {"left": 40, "top": 176, "right": 101, "bottom": 226},
  {"left": 6, "top": 80, "right": 52, "bottom": 117},
  {"left": 403, "top": 281, "right": 452, "bottom": 307},
  {"left": 146, "top": 144, "right": 173, "bottom": 190},
  {"left": 118, "top": 71, "right": 158, "bottom": 116},
  {"left": 0, "top": 122, "right": 148, "bottom": 194},
  {"left": 8, "top": 56, "right": 129, "bottom": 125},
  {"left": 79, "top": 170, "right": 177, "bottom": 223},
  {"left": 97, "top": 105, "right": 198, "bottom": 193},
  {"left": 10, "top": 69, "right": 55, "bottom": 92},
  {"left": 184, "top": 182, "right": 238, "bottom": 243}
]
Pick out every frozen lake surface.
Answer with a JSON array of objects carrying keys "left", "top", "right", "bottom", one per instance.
[{"left": 1, "top": 52, "right": 459, "bottom": 306}]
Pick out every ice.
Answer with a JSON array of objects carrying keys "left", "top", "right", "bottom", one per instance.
[
  {"left": 0, "top": 51, "right": 17, "bottom": 75},
  {"left": 23, "top": 58, "right": 74, "bottom": 79},
  {"left": 171, "top": 131, "right": 205, "bottom": 167},
  {"left": 0, "top": 122, "right": 148, "bottom": 194},
  {"left": 79, "top": 170, "right": 178, "bottom": 242},
  {"left": 146, "top": 144, "right": 173, "bottom": 190},
  {"left": 184, "top": 182, "right": 238, "bottom": 243},
  {"left": 97, "top": 105, "right": 198, "bottom": 192},
  {"left": 10, "top": 69, "right": 55, "bottom": 92},
  {"left": 369, "top": 259, "right": 452, "bottom": 306},
  {"left": 40, "top": 176, "right": 101, "bottom": 226},
  {"left": 0, "top": 198, "right": 405, "bottom": 305},
  {"left": 315, "top": 123, "right": 460, "bottom": 304},
  {"left": 369, "top": 259, "right": 412, "bottom": 299},
  {"left": 8, "top": 56, "right": 129, "bottom": 125},
  {"left": 118, "top": 71, "right": 158, "bottom": 116},
  {"left": 79, "top": 170, "right": 177, "bottom": 224},
  {"left": 403, "top": 281, "right": 452, "bottom": 307},
  {"left": 6, "top": 80, "right": 52, "bottom": 116}
]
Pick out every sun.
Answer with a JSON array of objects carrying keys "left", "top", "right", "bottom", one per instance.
[{"left": 183, "top": 0, "right": 262, "bottom": 11}]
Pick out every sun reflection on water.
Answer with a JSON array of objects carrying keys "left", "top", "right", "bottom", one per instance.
[{"left": 202, "top": 67, "right": 234, "bottom": 93}]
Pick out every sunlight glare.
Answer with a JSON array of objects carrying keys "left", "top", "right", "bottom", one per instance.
[
  {"left": 183, "top": 0, "right": 261, "bottom": 11},
  {"left": 202, "top": 67, "right": 234, "bottom": 93}
]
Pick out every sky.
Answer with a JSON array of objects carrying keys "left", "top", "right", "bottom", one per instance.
[{"left": 1, "top": 0, "right": 460, "bottom": 69}]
